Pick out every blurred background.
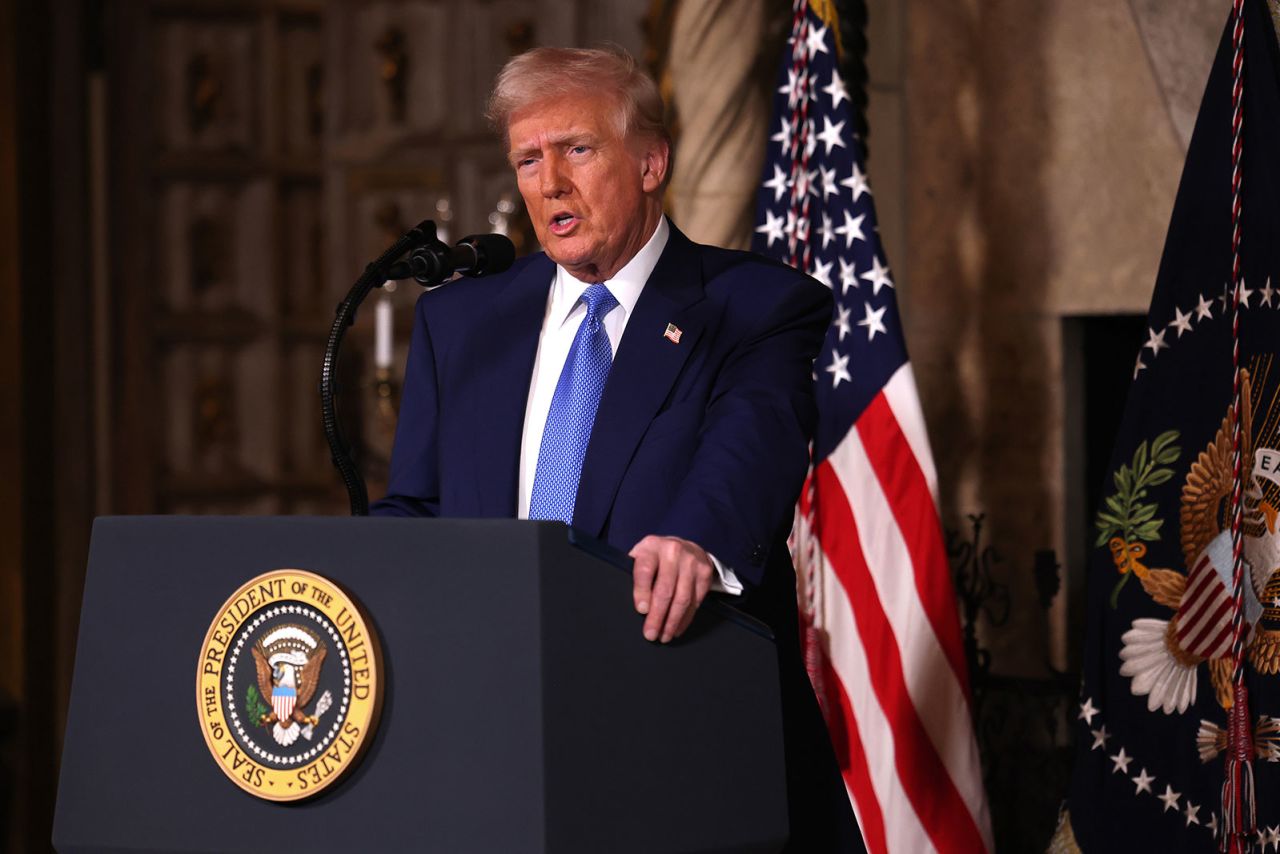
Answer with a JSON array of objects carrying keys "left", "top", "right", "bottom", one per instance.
[{"left": 0, "top": 0, "right": 1240, "bottom": 849}]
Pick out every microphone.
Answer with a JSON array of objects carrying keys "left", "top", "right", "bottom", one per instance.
[{"left": 387, "top": 233, "right": 516, "bottom": 286}]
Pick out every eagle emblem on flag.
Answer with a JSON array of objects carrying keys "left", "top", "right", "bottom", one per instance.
[
  {"left": 1114, "top": 366, "right": 1280, "bottom": 723},
  {"left": 1063, "top": 3, "right": 1280, "bottom": 845},
  {"left": 250, "top": 624, "right": 329, "bottom": 746}
]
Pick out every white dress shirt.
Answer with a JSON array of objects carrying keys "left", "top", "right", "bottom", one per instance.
[{"left": 517, "top": 217, "right": 742, "bottom": 595}]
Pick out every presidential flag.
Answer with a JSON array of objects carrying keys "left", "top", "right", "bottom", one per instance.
[
  {"left": 1061, "top": 0, "right": 1280, "bottom": 849},
  {"left": 751, "top": 2, "right": 992, "bottom": 851}
]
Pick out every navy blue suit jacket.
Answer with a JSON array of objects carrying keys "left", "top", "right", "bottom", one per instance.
[
  {"left": 374, "top": 222, "right": 829, "bottom": 597},
  {"left": 373, "top": 222, "right": 861, "bottom": 850}
]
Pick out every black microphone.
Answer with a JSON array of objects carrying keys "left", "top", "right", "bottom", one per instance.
[{"left": 387, "top": 233, "right": 516, "bottom": 286}]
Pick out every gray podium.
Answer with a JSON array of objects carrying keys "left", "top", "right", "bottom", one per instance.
[{"left": 53, "top": 517, "right": 789, "bottom": 853}]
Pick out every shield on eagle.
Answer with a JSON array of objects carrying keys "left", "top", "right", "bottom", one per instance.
[
  {"left": 1173, "top": 541, "right": 1235, "bottom": 662},
  {"left": 271, "top": 683, "right": 297, "bottom": 721}
]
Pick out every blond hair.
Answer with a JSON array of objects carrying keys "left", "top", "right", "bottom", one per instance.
[{"left": 486, "top": 46, "right": 671, "bottom": 154}]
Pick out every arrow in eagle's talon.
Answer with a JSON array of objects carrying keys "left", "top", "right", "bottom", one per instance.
[{"left": 301, "top": 689, "right": 334, "bottom": 741}]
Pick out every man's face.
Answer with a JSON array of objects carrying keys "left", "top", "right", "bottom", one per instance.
[{"left": 507, "top": 91, "right": 667, "bottom": 283}]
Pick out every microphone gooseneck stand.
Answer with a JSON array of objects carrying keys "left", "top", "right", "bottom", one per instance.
[{"left": 321, "top": 220, "right": 446, "bottom": 516}]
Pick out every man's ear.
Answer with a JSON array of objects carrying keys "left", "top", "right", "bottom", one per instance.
[{"left": 639, "top": 139, "right": 670, "bottom": 193}]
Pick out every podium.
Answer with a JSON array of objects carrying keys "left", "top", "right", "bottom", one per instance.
[{"left": 53, "top": 517, "right": 789, "bottom": 853}]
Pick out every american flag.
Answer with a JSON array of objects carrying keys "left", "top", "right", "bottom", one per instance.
[{"left": 752, "top": 3, "right": 993, "bottom": 851}]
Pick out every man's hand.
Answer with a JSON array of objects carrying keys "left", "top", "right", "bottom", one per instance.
[{"left": 629, "top": 535, "right": 714, "bottom": 643}]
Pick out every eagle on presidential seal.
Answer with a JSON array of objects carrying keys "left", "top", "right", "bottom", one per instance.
[
  {"left": 250, "top": 624, "right": 328, "bottom": 746},
  {"left": 1113, "top": 367, "right": 1280, "bottom": 740}
]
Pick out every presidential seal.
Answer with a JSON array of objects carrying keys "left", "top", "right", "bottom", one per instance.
[{"left": 196, "top": 569, "right": 383, "bottom": 801}]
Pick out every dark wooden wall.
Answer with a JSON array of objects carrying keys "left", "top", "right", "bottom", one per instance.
[
  {"left": 2, "top": 2, "right": 97, "bottom": 850},
  {"left": 1, "top": 2, "right": 648, "bottom": 850}
]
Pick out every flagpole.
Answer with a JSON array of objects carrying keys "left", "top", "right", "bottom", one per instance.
[{"left": 1222, "top": 0, "right": 1255, "bottom": 849}]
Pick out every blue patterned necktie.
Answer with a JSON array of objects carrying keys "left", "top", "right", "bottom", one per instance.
[{"left": 528, "top": 283, "right": 619, "bottom": 524}]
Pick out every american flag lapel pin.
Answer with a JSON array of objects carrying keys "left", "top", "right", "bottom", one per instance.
[{"left": 664, "top": 322, "right": 683, "bottom": 344}]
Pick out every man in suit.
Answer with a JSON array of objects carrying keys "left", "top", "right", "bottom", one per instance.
[{"left": 374, "top": 46, "right": 862, "bottom": 851}]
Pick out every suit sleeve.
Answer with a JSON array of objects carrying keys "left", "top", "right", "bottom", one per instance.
[
  {"left": 370, "top": 293, "right": 441, "bottom": 517},
  {"left": 656, "top": 273, "right": 831, "bottom": 587}
]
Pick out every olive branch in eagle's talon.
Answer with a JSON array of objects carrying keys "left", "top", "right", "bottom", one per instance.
[{"left": 1095, "top": 430, "right": 1182, "bottom": 608}]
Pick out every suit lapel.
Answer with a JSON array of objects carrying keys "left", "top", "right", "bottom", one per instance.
[
  {"left": 572, "top": 225, "right": 712, "bottom": 537},
  {"left": 456, "top": 256, "right": 553, "bottom": 517}
]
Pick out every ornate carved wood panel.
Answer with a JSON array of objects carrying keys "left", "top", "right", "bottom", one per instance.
[{"left": 107, "top": 0, "right": 625, "bottom": 516}]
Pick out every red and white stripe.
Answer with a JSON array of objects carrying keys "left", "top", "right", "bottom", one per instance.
[
  {"left": 1174, "top": 552, "right": 1234, "bottom": 661},
  {"left": 272, "top": 692, "right": 296, "bottom": 722},
  {"left": 795, "top": 364, "right": 993, "bottom": 853}
]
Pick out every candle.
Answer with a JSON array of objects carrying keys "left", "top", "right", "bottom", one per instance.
[{"left": 375, "top": 292, "right": 393, "bottom": 370}]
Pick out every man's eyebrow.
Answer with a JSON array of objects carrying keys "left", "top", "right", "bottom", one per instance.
[
  {"left": 553, "top": 132, "right": 598, "bottom": 147},
  {"left": 509, "top": 132, "right": 600, "bottom": 161}
]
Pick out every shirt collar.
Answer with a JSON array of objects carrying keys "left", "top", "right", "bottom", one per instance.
[{"left": 549, "top": 216, "right": 670, "bottom": 329}]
